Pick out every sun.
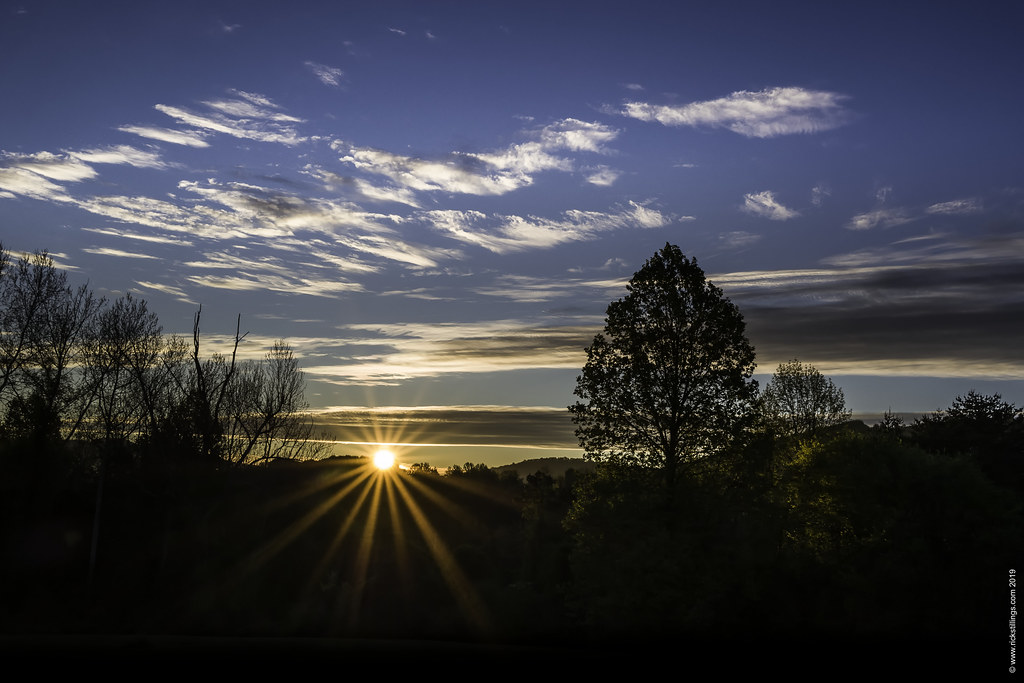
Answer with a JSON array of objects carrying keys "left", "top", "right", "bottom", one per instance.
[{"left": 372, "top": 448, "right": 396, "bottom": 470}]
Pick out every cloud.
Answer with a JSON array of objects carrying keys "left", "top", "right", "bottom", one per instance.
[
  {"left": 619, "top": 86, "right": 851, "bottom": 137},
  {"left": 335, "top": 118, "right": 619, "bottom": 197},
  {"left": 845, "top": 207, "right": 913, "bottom": 230},
  {"left": 742, "top": 191, "right": 800, "bottom": 220},
  {"left": 720, "top": 231, "right": 762, "bottom": 248},
  {"left": 714, "top": 231, "right": 1024, "bottom": 379},
  {"left": 0, "top": 146, "right": 168, "bottom": 202},
  {"left": 71, "top": 145, "right": 169, "bottom": 169},
  {"left": 926, "top": 198, "right": 982, "bottom": 215},
  {"left": 305, "top": 61, "right": 345, "bottom": 87},
  {"left": 585, "top": 165, "right": 621, "bottom": 186},
  {"left": 337, "top": 144, "right": 530, "bottom": 195},
  {"left": 313, "top": 406, "right": 578, "bottom": 448},
  {"left": 117, "top": 124, "right": 209, "bottom": 147},
  {"left": 1, "top": 151, "right": 96, "bottom": 182},
  {"left": 155, "top": 90, "right": 306, "bottom": 146},
  {"left": 118, "top": 125, "right": 210, "bottom": 147},
  {"left": 83, "top": 227, "right": 195, "bottom": 247},
  {"left": 135, "top": 280, "right": 193, "bottom": 302},
  {"left": 82, "top": 247, "right": 160, "bottom": 259},
  {"left": 303, "top": 320, "right": 597, "bottom": 385},
  {"left": 811, "top": 183, "right": 831, "bottom": 207},
  {"left": 420, "top": 201, "right": 673, "bottom": 254},
  {"left": 181, "top": 250, "right": 365, "bottom": 297},
  {"left": 0, "top": 166, "right": 70, "bottom": 200},
  {"left": 302, "top": 165, "right": 422, "bottom": 207},
  {"left": 471, "top": 274, "right": 627, "bottom": 302}
]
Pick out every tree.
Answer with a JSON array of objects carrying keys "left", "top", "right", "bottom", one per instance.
[
  {"left": 0, "top": 249, "right": 103, "bottom": 441},
  {"left": 221, "top": 340, "right": 327, "bottom": 465},
  {"left": 911, "top": 391, "right": 1024, "bottom": 493},
  {"left": 167, "top": 307, "right": 326, "bottom": 466},
  {"left": 569, "top": 243, "right": 758, "bottom": 500},
  {"left": 82, "top": 292, "right": 164, "bottom": 446},
  {"left": 0, "top": 249, "right": 68, "bottom": 419},
  {"left": 761, "top": 359, "right": 850, "bottom": 439}
]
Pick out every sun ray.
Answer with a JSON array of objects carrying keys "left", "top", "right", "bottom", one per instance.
[
  {"left": 389, "top": 473, "right": 493, "bottom": 635},
  {"left": 381, "top": 471, "right": 414, "bottom": 591},
  {"left": 245, "top": 463, "right": 376, "bottom": 571},
  {"left": 345, "top": 471, "right": 385, "bottom": 628}
]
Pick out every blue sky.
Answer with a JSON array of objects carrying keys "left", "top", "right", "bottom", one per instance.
[{"left": 2, "top": 1, "right": 1023, "bottom": 463}]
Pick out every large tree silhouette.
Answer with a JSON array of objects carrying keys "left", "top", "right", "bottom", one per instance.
[{"left": 570, "top": 243, "right": 757, "bottom": 500}]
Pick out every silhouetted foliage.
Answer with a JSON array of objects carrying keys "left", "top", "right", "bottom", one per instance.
[
  {"left": 0, "top": 244, "right": 325, "bottom": 468},
  {"left": 570, "top": 243, "right": 757, "bottom": 502},
  {"left": 2, "top": 242, "right": 1019, "bottom": 664},
  {"left": 761, "top": 358, "right": 850, "bottom": 438},
  {"left": 911, "top": 390, "right": 1024, "bottom": 494}
]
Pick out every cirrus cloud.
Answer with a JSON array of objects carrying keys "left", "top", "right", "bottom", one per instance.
[
  {"left": 742, "top": 190, "right": 800, "bottom": 220},
  {"left": 618, "top": 86, "right": 851, "bottom": 138}
]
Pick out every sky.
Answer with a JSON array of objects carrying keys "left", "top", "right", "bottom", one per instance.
[{"left": 2, "top": 0, "right": 1023, "bottom": 466}]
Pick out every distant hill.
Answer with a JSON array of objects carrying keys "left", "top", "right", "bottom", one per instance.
[{"left": 492, "top": 456, "right": 595, "bottom": 479}]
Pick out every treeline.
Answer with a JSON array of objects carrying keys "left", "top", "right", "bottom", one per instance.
[
  {"left": 562, "top": 245, "right": 1022, "bottom": 647},
  {"left": 562, "top": 388, "right": 1022, "bottom": 644},
  {"left": 2, "top": 244, "right": 1021, "bottom": 660},
  {"left": 0, "top": 246, "right": 325, "bottom": 468}
]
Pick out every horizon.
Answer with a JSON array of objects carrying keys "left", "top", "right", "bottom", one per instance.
[{"left": 3, "top": 0, "right": 1022, "bottom": 460}]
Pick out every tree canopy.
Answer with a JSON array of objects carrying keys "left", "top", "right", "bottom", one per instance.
[
  {"left": 569, "top": 243, "right": 757, "bottom": 496},
  {"left": 761, "top": 358, "right": 850, "bottom": 438}
]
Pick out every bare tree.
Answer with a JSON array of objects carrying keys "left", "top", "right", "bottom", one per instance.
[
  {"left": 0, "top": 250, "right": 103, "bottom": 441},
  {"left": 178, "top": 308, "right": 326, "bottom": 466},
  {"left": 83, "top": 293, "right": 164, "bottom": 446},
  {"left": 0, "top": 250, "right": 67, "bottom": 415},
  {"left": 222, "top": 341, "right": 328, "bottom": 465}
]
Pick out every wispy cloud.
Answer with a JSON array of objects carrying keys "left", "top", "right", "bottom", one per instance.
[
  {"left": 420, "top": 201, "right": 673, "bottom": 254},
  {"left": 1, "top": 151, "right": 96, "bottom": 182},
  {"left": 83, "top": 227, "right": 195, "bottom": 247},
  {"left": 719, "top": 231, "right": 762, "bottom": 248},
  {"left": 117, "top": 125, "right": 209, "bottom": 147},
  {"left": 811, "top": 183, "right": 831, "bottom": 206},
  {"left": 313, "top": 405, "right": 578, "bottom": 448},
  {"left": 303, "top": 319, "right": 597, "bottom": 385},
  {"left": 82, "top": 247, "right": 160, "bottom": 259},
  {"left": 304, "top": 61, "right": 345, "bottom": 87},
  {"left": 471, "top": 274, "right": 628, "bottom": 302},
  {"left": 845, "top": 207, "right": 913, "bottom": 230},
  {"left": 336, "top": 144, "right": 531, "bottom": 196},
  {"left": 181, "top": 250, "right": 365, "bottom": 297},
  {"left": 335, "top": 118, "right": 619, "bottom": 197},
  {"left": 135, "top": 280, "right": 193, "bottom": 302},
  {"left": 618, "top": 86, "right": 851, "bottom": 138},
  {"left": 585, "top": 165, "right": 621, "bottom": 186},
  {"left": 926, "top": 198, "right": 982, "bottom": 215},
  {"left": 715, "top": 231, "right": 1024, "bottom": 379},
  {"left": 0, "top": 166, "right": 70, "bottom": 200},
  {"left": 71, "top": 144, "right": 169, "bottom": 169},
  {"left": 0, "top": 145, "right": 168, "bottom": 202},
  {"left": 155, "top": 90, "right": 306, "bottom": 146},
  {"left": 742, "top": 190, "right": 800, "bottom": 220}
]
